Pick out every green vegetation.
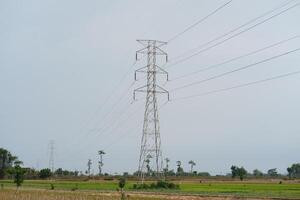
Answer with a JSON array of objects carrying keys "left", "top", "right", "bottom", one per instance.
[
  {"left": 1, "top": 147, "right": 300, "bottom": 199},
  {"left": 39, "top": 168, "right": 52, "bottom": 179},
  {"left": 11, "top": 162, "right": 26, "bottom": 187},
  {"left": 1, "top": 179, "right": 300, "bottom": 199},
  {"left": 287, "top": 163, "right": 300, "bottom": 179},
  {"left": 0, "top": 148, "right": 20, "bottom": 179},
  {"left": 231, "top": 166, "right": 247, "bottom": 181},
  {"left": 118, "top": 177, "right": 126, "bottom": 200},
  {"left": 132, "top": 180, "right": 179, "bottom": 190}
]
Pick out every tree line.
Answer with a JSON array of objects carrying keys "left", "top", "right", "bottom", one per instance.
[{"left": 1, "top": 147, "right": 300, "bottom": 187}]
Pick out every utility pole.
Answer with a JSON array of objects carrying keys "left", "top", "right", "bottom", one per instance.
[
  {"left": 48, "top": 140, "right": 55, "bottom": 172},
  {"left": 98, "top": 150, "right": 105, "bottom": 176},
  {"left": 134, "top": 39, "right": 169, "bottom": 182}
]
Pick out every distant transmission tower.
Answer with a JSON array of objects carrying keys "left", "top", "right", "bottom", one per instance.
[
  {"left": 48, "top": 140, "right": 55, "bottom": 172},
  {"left": 134, "top": 39, "right": 169, "bottom": 182}
]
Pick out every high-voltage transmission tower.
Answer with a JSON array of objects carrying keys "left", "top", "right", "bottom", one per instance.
[
  {"left": 48, "top": 140, "right": 55, "bottom": 172},
  {"left": 134, "top": 39, "right": 169, "bottom": 182}
]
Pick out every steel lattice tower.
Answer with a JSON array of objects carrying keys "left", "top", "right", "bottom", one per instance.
[{"left": 134, "top": 39, "right": 169, "bottom": 182}]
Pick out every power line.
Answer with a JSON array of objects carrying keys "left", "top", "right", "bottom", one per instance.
[
  {"left": 165, "top": 0, "right": 299, "bottom": 68},
  {"left": 167, "top": 0, "right": 233, "bottom": 43},
  {"left": 171, "top": 70, "right": 300, "bottom": 101},
  {"left": 85, "top": 80, "right": 136, "bottom": 137},
  {"left": 102, "top": 99, "right": 169, "bottom": 151},
  {"left": 59, "top": 97, "right": 136, "bottom": 162},
  {"left": 168, "top": 34, "right": 300, "bottom": 82},
  {"left": 83, "top": 61, "right": 137, "bottom": 133},
  {"left": 171, "top": 47, "right": 300, "bottom": 92},
  {"left": 60, "top": 101, "right": 144, "bottom": 163},
  {"left": 93, "top": 99, "right": 139, "bottom": 139},
  {"left": 62, "top": 61, "right": 137, "bottom": 155},
  {"left": 167, "top": 0, "right": 296, "bottom": 64}
]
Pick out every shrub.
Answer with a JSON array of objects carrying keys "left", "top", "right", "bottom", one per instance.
[
  {"left": 38, "top": 169, "right": 52, "bottom": 179},
  {"left": 132, "top": 180, "right": 179, "bottom": 190},
  {"left": 71, "top": 184, "right": 78, "bottom": 191}
]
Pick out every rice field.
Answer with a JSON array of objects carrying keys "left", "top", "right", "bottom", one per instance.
[{"left": 1, "top": 179, "right": 300, "bottom": 199}]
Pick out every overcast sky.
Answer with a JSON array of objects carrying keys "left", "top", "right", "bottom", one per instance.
[{"left": 1, "top": 0, "right": 300, "bottom": 175}]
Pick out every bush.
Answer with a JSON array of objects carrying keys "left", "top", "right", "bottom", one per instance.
[
  {"left": 118, "top": 177, "right": 126, "bottom": 189},
  {"left": 39, "top": 169, "right": 52, "bottom": 179},
  {"left": 71, "top": 184, "right": 78, "bottom": 191},
  {"left": 132, "top": 180, "right": 179, "bottom": 190}
]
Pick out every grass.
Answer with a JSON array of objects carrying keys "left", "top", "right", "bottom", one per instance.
[
  {"left": 179, "top": 182, "right": 300, "bottom": 198},
  {"left": 0, "top": 189, "right": 162, "bottom": 200},
  {"left": 1, "top": 179, "right": 300, "bottom": 199}
]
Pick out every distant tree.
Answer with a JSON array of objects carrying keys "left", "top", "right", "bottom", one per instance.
[
  {"left": 12, "top": 161, "right": 25, "bottom": 188},
  {"left": 145, "top": 155, "right": 152, "bottom": 175},
  {"left": 98, "top": 150, "right": 105, "bottom": 175},
  {"left": 0, "top": 148, "right": 18, "bottom": 179},
  {"left": 176, "top": 161, "right": 183, "bottom": 175},
  {"left": 231, "top": 166, "right": 247, "bottom": 180},
  {"left": 287, "top": 163, "right": 300, "bottom": 178},
  {"left": 253, "top": 169, "right": 263, "bottom": 177},
  {"left": 55, "top": 168, "right": 63, "bottom": 176},
  {"left": 164, "top": 158, "right": 170, "bottom": 172},
  {"left": 267, "top": 168, "right": 278, "bottom": 177},
  {"left": 188, "top": 160, "right": 196, "bottom": 173},
  {"left": 87, "top": 159, "right": 92, "bottom": 176},
  {"left": 287, "top": 167, "right": 292, "bottom": 179},
  {"left": 231, "top": 166, "right": 238, "bottom": 178},
  {"left": 198, "top": 172, "right": 210, "bottom": 177},
  {"left": 39, "top": 168, "right": 52, "bottom": 179},
  {"left": 237, "top": 167, "right": 247, "bottom": 181},
  {"left": 166, "top": 169, "right": 176, "bottom": 176}
]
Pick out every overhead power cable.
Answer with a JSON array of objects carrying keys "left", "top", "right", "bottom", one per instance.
[
  {"left": 167, "top": 0, "right": 233, "bottom": 43},
  {"left": 90, "top": 80, "right": 136, "bottom": 132},
  {"left": 169, "top": 34, "right": 300, "bottom": 82},
  {"left": 165, "top": 0, "right": 299, "bottom": 69},
  {"left": 60, "top": 61, "right": 138, "bottom": 161},
  {"left": 171, "top": 47, "right": 300, "bottom": 92},
  {"left": 172, "top": 70, "right": 300, "bottom": 101},
  {"left": 82, "top": 60, "right": 137, "bottom": 131},
  {"left": 60, "top": 99, "right": 141, "bottom": 162},
  {"left": 102, "top": 100, "right": 168, "bottom": 151}
]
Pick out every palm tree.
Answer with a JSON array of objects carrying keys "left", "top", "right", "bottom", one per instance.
[
  {"left": 176, "top": 161, "right": 181, "bottom": 167},
  {"left": 98, "top": 150, "right": 105, "bottom": 175},
  {"left": 145, "top": 154, "right": 152, "bottom": 175},
  {"left": 176, "top": 161, "right": 183, "bottom": 175},
  {"left": 87, "top": 159, "right": 92, "bottom": 176},
  {"left": 165, "top": 158, "right": 170, "bottom": 172},
  {"left": 188, "top": 160, "right": 196, "bottom": 173}
]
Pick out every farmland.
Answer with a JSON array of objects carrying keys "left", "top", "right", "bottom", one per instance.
[{"left": 1, "top": 179, "right": 300, "bottom": 199}]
